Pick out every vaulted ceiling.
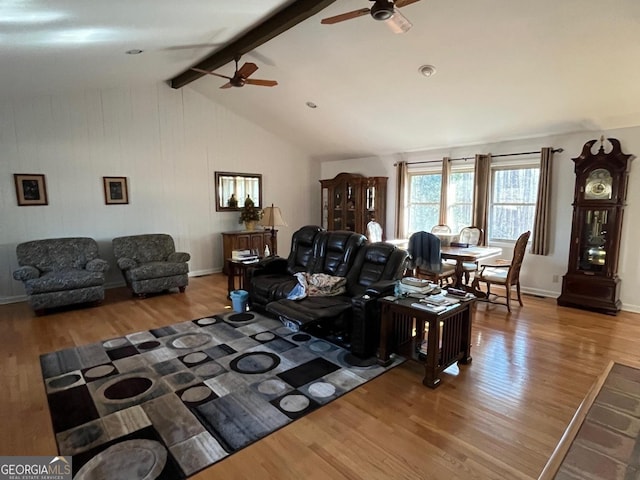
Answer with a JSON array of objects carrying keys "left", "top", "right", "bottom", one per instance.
[{"left": 3, "top": 0, "right": 640, "bottom": 160}]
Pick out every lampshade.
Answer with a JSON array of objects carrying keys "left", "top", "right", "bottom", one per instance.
[{"left": 260, "top": 204, "right": 287, "bottom": 229}]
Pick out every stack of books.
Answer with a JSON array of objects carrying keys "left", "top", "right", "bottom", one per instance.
[
  {"left": 411, "top": 302, "right": 447, "bottom": 313},
  {"left": 422, "top": 294, "right": 460, "bottom": 306},
  {"left": 397, "top": 277, "right": 434, "bottom": 295},
  {"left": 445, "top": 287, "right": 475, "bottom": 300},
  {"left": 232, "top": 250, "right": 259, "bottom": 263}
]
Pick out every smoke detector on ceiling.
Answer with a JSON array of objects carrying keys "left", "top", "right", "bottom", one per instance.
[{"left": 419, "top": 65, "right": 436, "bottom": 77}]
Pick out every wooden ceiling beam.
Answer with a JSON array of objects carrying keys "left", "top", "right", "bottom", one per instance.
[{"left": 169, "top": 0, "right": 337, "bottom": 89}]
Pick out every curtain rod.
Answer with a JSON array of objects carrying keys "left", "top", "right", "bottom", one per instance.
[{"left": 397, "top": 147, "right": 564, "bottom": 166}]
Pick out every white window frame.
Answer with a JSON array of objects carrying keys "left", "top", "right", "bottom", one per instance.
[
  {"left": 446, "top": 161, "right": 474, "bottom": 234},
  {"left": 488, "top": 155, "right": 540, "bottom": 244},
  {"left": 406, "top": 163, "right": 442, "bottom": 236}
]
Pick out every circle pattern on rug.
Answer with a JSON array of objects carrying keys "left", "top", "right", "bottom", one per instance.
[
  {"left": 180, "top": 385, "right": 213, "bottom": 403},
  {"left": 279, "top": 394, "right": 310, "bottom": 413},
  {"left": 230, "top": 352, "right": 280, "bottom": 374},
  {"left": 103, "top": 338, "right": 128, "bottom": 349},
  {"left": 136, "top": 340, "right": 161, "bottom": 351},
  {"left": 226, "top": 313, "right": 255, "bottom": 323},
  {"left": 196, "top": 317, "right": 217, "bottom": 326},
  {"left": 84, "top": 365, "right": 116, "bottom": 379},
  {"left": 182, "top": 352, "right": 208, "bottom": 364},
  {"left": 291, "top": 333, "right": 311, "bottom": 342},
  {"left": 309, "top": 340, "right": 332, "bottom": 352},
  {"left": 308, "top": 382, "right": 336, "bottom": 398},
  {"left": 103, "top": 377, "right": 153, "bottom": 400},
  {"left": 192, "top": 362, "right": 224, "bottom": 378},
  {"left": 309, "top": 382, "right": 336, "bottom": 398},
  {"left": 49, "top": 373, "right": 82, "bottom": 389},
  {"left": 169, "top": 332, "right": 212, "bottom": 349},
  {"left": 254, "top": 332, "right": 276, "bottom": 342},
  {"left": 75, "top": 439, "right": 167, "bottom": 480},
  {"left": 66, "top": 423, "right": 104, "bottom": 448},
  {"left": 257, "top": 379, "right": 288, "bottom": 396}
]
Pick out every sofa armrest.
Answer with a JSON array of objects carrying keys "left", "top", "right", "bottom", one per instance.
[
  {"left": 86, "top": 258, "right": 109, "bottom": 273},
  {"left": 168, "top": 251, "right": 190, "bottom": 263},
  {"left": 251, "top": 256, "right": 288, "bottom": 276},
  {"left": 350, "top": 293, "right": 384, "bottom": 358},
  {"left": 13, "top": 266, "right": 40, "bottom": 282},
  {"left": 364, "top": 280, "right": 397, "bottom": 297},
  {"left": 117, "top": 257, "right": 137, "bottom": 271}
]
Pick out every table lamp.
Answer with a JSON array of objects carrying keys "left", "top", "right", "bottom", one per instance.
[{"left": 260, "top": 203, "right": 287, "bottom": 256}]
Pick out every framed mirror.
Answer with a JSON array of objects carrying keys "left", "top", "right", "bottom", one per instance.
[{"left": 215, "top": 172, "right": 262, "bottom": 212}]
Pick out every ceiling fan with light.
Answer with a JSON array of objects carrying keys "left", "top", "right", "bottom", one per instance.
[
  {"left": 321, "top": 0, "right": 420, "bottom": 33},
  {"left": 191, "top": 56, "right": 278, "bottom": 89}
]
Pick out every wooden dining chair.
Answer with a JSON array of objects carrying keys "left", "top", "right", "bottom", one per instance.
[
  {"left": 471, "top": 231, "right": 531, "bottom": 312},
  {"left": 407, "top": 231, "right": 456, "bottom": 286},
  {"left": 431, "top": 224, "right": 451, "bottom": 234},
  {"left": 458, "top": 226, "right": 483, "bottom": 284}
]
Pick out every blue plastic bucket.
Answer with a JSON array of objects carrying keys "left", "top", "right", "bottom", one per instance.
[{"left": 230, "top": 289, "right": 249, "bottom": 313}]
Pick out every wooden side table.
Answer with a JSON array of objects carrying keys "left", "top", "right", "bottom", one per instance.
[
  {"left": 226, "top": 259, "right": 260, "bottom": 297},
  {"left": 378, "top": 297, "right": 474, "bottom": 388}
]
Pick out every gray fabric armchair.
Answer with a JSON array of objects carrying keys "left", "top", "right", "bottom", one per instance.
[
  {"left": 112, "top": 233, "right": 190, "bottom": 297},
  {"left": 13, "top": 237, "right": 109, "bottom": 314}
]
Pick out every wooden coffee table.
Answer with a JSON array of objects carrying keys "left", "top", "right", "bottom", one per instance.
[{"left": 378, "top": 296, "right": 475, "bottom": 388}]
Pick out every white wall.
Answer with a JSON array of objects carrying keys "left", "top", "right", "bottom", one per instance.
[
  {"left": 320, "top": 127, "right": 640, "bottom": 313},
  {"left": 0, "top": 83, "right": 315, "bottom": 303}
]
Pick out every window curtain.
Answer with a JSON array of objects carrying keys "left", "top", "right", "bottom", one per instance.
[
  {"left": 395, "top": 160, "right": 408, "bottom": 238},
  {"left": 531, "top": 147, "right": 554, "bottom": 255},
  {"left": 472, "top": 154, "right": 491, "bottom": 245},
  {"left": 439, "top": 157, "right": 451, "bottom": 225}
]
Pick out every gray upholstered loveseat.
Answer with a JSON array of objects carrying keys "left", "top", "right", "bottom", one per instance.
[
  {"left": 13, "top": 237, "right": 109, "bottom": 314},
  {"left": 112, "top": 233, "right": 190, "bottom": 297}
]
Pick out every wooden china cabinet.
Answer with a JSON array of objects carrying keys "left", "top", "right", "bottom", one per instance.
[
  {"left": 320, "top": 172, "right": 387, "bottom": 238},
  {"left": 557, "top": 138, "right": 634, "bottom": 315}
]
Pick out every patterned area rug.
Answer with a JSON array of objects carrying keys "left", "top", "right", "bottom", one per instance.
[
  {"left": 40, "top": 311, "right": 402, "bottom": 479},
  {"left": 539, "top": 361, "right": 640, "bottom": 479}
]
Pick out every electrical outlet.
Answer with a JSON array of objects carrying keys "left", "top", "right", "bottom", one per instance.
[{"left": 552, "top": 274, "right": 559, "bottom": 283}]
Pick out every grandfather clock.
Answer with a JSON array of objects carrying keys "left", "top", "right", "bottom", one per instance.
[{"left": 557, "top": 137, "right": 634, "bottom": 314}]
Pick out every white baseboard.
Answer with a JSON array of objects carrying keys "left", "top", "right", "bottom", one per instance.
[
  {"left": 189, "top": 268, "right": 221, "bottom": 277},
  {"left": 0, "top": 294, "right": 27, "bottom": 305}
]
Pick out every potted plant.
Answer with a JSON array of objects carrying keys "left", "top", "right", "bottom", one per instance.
[{"left": 238, "top": 195, "right": 262, "bottom": 230}]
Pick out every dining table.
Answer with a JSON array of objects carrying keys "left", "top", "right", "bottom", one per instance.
[{"left": 440, "top": 245, "right": 502, "bottom": 290}]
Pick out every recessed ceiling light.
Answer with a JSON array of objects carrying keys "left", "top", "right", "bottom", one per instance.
[
  {"left": 125, "top": 49, "right": 144, "bottom": 55},
  {"left": 306, "top": 101, "right": 317, "bottom": 109},
  {"left": 418, "top": 65, "right": 436, "bottom": 77}
]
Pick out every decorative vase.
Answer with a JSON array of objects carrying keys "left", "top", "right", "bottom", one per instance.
[{"left": 244, "top": 221, "right": 256, "bottom": 231}]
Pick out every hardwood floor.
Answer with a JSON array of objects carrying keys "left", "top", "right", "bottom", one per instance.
[{"left": 1, "top": 274, "right": 638, "bottom": 479}]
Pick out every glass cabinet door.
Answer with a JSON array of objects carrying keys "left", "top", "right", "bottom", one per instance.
[
  {"left": 321, "top": 187, "right": 329, "bottom": 230},
  {"left": 577, "top": 209, "right": 609, "bottom": 273},
  {"left": 345, "top": 181, "right": 356, "bottom": 231},
  {"left": 332, "top": 182, "right": 345, "bottom": 230}
]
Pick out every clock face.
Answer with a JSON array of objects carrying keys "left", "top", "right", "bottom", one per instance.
[{"left": 584, "top": 168, "right": 612, "bottom": 200}]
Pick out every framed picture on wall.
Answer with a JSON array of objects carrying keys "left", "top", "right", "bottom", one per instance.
[
  {"left": 103, "top": 176, "right": 129, "bottom": 205},
  {"left": 14, "top": 173, "right": 48, "bottom": 206}
]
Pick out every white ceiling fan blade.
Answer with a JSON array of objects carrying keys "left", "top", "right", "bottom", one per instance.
[{"left": 385, "top": 9, "right": 412, "bottom": 33}]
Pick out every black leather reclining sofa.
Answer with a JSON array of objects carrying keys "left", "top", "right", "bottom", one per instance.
[{"left": 248, "top": 226, "right": 408, "bottom": 359}]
